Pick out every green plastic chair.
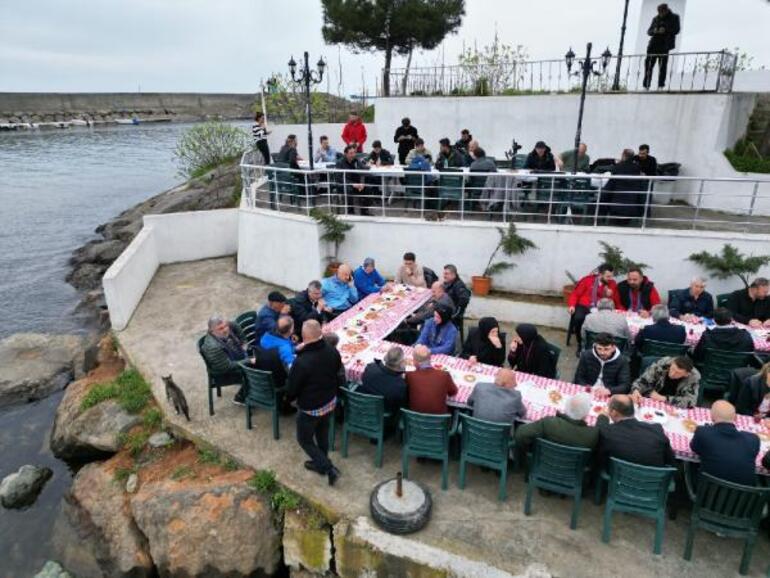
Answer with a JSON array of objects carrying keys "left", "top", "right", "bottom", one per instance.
[
  {"left": 197, "top": 335, "right": 243, "bottom": 416},
  {"left": 584, "top": 330, "right": 628, "bottom": 353},
  {"left": 600, "top": 458, "right": 677, "bottom": 554},
  {"left": 512, "top": 153, "right": 528, "bottom": 169},
  {"left": 437, "top": 169, "right": 465, "bottom": 208},
  {"left": 695, "top": 349, "right": 755, "bottom": 406},
  {"left": 340, "top": 389, "right": 391, "bottom": 468},
  {"left": 273, "top": 161, "right": 302, "bottom": 206},
  {"left": 458, "top": 415, "right": 514, "bottom": 501},
  {"left": 716, "top": 293, "right": 731, "bottom": 308},
  {"left": 235, "top": 310, "right": 258, "bottom": 349},
  {"left": 238, "top": 362, "right": 285, "bottom": 440},
  {"left": 400, "top": 409, "right": 456, "bottom": 490},
  {"left": 639, "top": 338, "right": 690, "bottom": 358},
  {"left": 524, "top": 438, "right": 592, "bottom": 529},
  {"left": 684, "top": 473, "right": 770, "bottom": 575},
  {"left": 402, "top": 168, "right": 428, "bottom": 209}
]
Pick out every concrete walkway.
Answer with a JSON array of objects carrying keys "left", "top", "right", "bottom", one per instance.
[{"left": 118, "top": 257, "right": 770, "bottom": 578}]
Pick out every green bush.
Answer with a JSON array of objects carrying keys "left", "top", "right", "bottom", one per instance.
[
  {"left": 724, "top": 150, "right": 770, "bottom": 173},
  {"left": 80, "top": 369, "right": 152, "bottom": 414},
  {"left": 197, "top": 446, "right": 221, "bottom": 465},
  {"left": 271, "top": 488, "right": 301, "bottom": 512},
  {"left": 81, "top": 382, "right": 119, "bottom": 411},
  {"left": 118, "top": 430, "right": 150, "bottom": 458},
  {"left": 142, "top": 407, "right": 163, "bottom": 430},
  {"left": 174, "top": 121, "right": 249, "bottom": 179},
  {"left": 249, "top": 470, "right": 277, "bottom": 494}
]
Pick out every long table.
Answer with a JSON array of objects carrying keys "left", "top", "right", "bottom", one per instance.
[{"left": 325, "top": 287, "right": 770, "bottom": 472}]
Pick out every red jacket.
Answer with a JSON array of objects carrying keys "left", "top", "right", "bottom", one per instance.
[
  {"left": 568, "top": 274, "right": 618, "bottom": 309},
  {"left": 341, "top": 120, "right": 367, "bottom": 152},
  {"left": 406, "top": 367, "right": 458, "bottom": 414}
]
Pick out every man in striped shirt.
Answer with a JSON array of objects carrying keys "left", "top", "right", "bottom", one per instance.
[{"left": 252, "top": 112, "right": 270, "bottom": 163}]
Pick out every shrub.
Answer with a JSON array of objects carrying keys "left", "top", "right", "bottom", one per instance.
[
  {"left": 249, "top": 470, "right": 277, "bottom": 494},
  {"left": 174, "top": 121, "right": 249, "bottom": 179},
  {"left": 119, "top": 430, "right": 150, "bottom": 458},
  {"left": 271, "top": 488, "right": 301, "bottom": 512},
  {"left": 197, "top": 446, "right": 221, "bottom": 465},
  {"left": 142, "top": 407, "right": 163, "bottom": 430}
]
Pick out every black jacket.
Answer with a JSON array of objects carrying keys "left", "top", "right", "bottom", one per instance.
[
  {"left": 369, "top": 148, "right": 394, "bottom": 166},
  {"left": 597, "top": 414, "right": 676, "bottom": 469},
  {"left": 435, "top": 148, "right": 467, "bottom": 169},
  {"left": 507, "top": 335, "right": 556, "bottom": 378},
  {"left": 616, "top": 278, "right": 657, "bottom": 312},
  {"left": 358, "top": 360, "right": 407, "bottom": 414},
  {"left": 277, "top": 144, "right": 300, "bottom": 170},
  {"left": 647, "top": 10, "right": 680, "bottom": 53},
  {"left": 286, "top": 339, "right": 343, "bottom": 411},
  {"left": 443, "top": 277, "right": 471, "bottom": 318},
  {"left": 252, "top": 346, "right": 288, "bottom": 388},
  {"left": 726, "top": 288, "right": 770, "bottom": 325},
  {"left": 632, "top": 154, "right": 658, "bottom": 177},
  {"left": 692, "top": 326, "right": 755, "bottom": 362},
  {"left": 524, "top": 148, "right": 556, "bottom": 172},
  {"left": 634, "top": 319, "right": 687, "bottom": 349},
  {"left": 735, "top": 372, "right": 770, "bottom": 416},
  {"left": 690, "top": 423, "right": 759, "bottom": 486},
  {"left": 288, "top": 290, "right": 324, "bottom": 335},
  {"left": 393, "top": 125, "right": 419, "bottom": 156},
  {"left": 574, "top": 349, "right": 631, "bottom": 394},
  {"left": 668, "top": 288, "right": 714, "bottom": 319},
  {"left": 461, "top": 327, "right": 506, "bottom": 367}
]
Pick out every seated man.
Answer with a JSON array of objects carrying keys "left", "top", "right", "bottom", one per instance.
[
  {"left": 468, "top": 147, "right": 497, "bottom": 173},
  {"left": 394, "top": 252, "right": 426, "bottom": 288},
  {"left": 435, "top": 138, "right": 466, "bottom": 169},
  {"left": 614, "top": 267, "right": 661, "bottom": 318},
  {"left": 201, "top": 315, "right": 249, "bottom": 404},
  {"left": 631, "top": 356, "right": 700, "bottom": 408},
  {"left": 726, "top": 277, "right": 770, "bottom": 328},
  {"left": 277, "top": 134, "right": 301, "bottom": 170},
  {"left": 408, "top": 281, "right": 455, "bottom": 326},
  {"left": 574, "top": 333, "right": 631, "bottom": 396},
  {"left": 692, "top": 307, "right": 754, "bottom": 363},
  {"left": 568, "top": 263, "right": 618, "bottom": 350},
  {"left": 596, "top": 394, "right": 675, "bottom": 468},
  {"left": 367, "top": 140, "right": 394, "bottom": 166},
  {"left": 524, "top": 141, "right": 556, "bottom": 171},
  {"left": 690, "top": 400, "right": 759, "bottom": 486},
  {"left": 734, "top": 363, "right": 770, "bottom": 417},
  {"left": 416, "top": 305, "right": 458, "bottom": 356},
  {"left": 634, "top": 304, "right": 686, "bottom": 350},
  {"left": 359, "top": 346, "right": 407, "bottom": 414},
  {"left": 256, "top": 291, "right": 289, "bottom": 341},
  {"left": 582, "top": 298, "right": 631, "bottom": 342},
  {"left": 404, "top": 137, "right": 433, "bottom": 165},
  {"left": 668, "top": 276, "right": 714, "bottom": 321},
  {"left": 321, "top": 264, "right": 358, "bottom": 317},
  {"left": 515, "top": 393, "right": 598, "bottom": 455},
  {"left": 288, "top": 280, "right": 325, "bottom": 336},
  {"left": 259, "top": 315, "right": 297, "bottom": 369},
  {"left": 442, "top": 264, "right": 471, "bottom": 329},
  {"left": 335, "top": 144, "right": 371, "bottom": 216},
  {"left": 405, "top": 345, "right": 458, "bottom": 414},
  {"left": 468, "top": 368, "right": 525, "bottom": 425},
  {"left": 353, "top": 257, "right": 386, "bottom": 298},
  {"left": 556, "top": 142, "right": 590, "bottom": 173},
  {"left": 314, "top": 135, "right": 338, "bottom": 164}
]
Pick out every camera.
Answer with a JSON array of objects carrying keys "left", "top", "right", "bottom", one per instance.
[{"left": 505, "top": 138, "right": 523, "bottom": 160}]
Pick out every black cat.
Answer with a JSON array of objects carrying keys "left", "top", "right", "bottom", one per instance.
[{"left": 162, "top": 374, "right": 190, "bottom": 421}]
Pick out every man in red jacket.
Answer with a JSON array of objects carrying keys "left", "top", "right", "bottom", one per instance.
[
  {"left": 405, "top": 345, "right": 458, "bottom": 414},
  {"left": 341, "top": 112, "right": 367, "bottom": 153},
  {"left": 567, "top": 263, "right": 618, "bottom": 352},
  {"left": 614, "top": 267, "right": 661, "bottom": 318}
]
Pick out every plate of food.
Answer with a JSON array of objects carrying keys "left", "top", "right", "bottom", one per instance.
[
  {"left": 463, "top": 374, "right": 477, "bottom": 384},
  {"left": 364, "top": 311, "right": 379, "bottom": 320},
  {"left": 681, "top": 418, "right": 698, "bottom": 433},
  {"left": 547, "top": 390, "right": 563, "bottom": 406},
  {"left": 637, "top": 408, "right": 668, "bottom": 425}
]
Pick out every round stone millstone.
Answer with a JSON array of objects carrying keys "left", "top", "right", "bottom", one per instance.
[{"left": 370, "top": 478, "right": 431, "bottom": 534}]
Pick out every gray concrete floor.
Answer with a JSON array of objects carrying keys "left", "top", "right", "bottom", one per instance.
[{"left": 118, "top": 257, "right": 770, "bottom": 578}]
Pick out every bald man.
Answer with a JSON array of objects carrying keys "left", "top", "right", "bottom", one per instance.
[
  {"left": 321, "top": 264, "right": 359, "bottom": 318},
  {"left": 286, "top": 319, "right": 344, "bottom": 485},
  {"left": 468, "top": 368, "right": 525, "bottom": 425},
  {"left": 690, "top": 400, "right": 759, "bottom": 486},
  {"left": 405, "top": 345, "right": 458, "bottom": 414}
]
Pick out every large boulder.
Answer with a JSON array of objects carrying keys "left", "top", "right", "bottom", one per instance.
[
  {"left": 56, "top": 462, "right": 154, "bottom": 578},
  {"left": 0, "top": 333, "right": 85, "bottom": 407},
  {"left": 70, "top": 239, "right": 127, "bottom": 266},
  {"left": 0, "top": 465, "right": 53, "bottom": 508},
  {"left": 130, "top": 470, "right": 281, "bottom": 577}
]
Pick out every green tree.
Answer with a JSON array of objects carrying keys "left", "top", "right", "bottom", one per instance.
[
  {"left": 482, "top": 223, "right": 537, "bottom": 278},
  {"left": 321, "top": 0, "right": 465, "bottom": 96},
  {"left": 689, "top": 244, "right": 770, "bottom": 288}
]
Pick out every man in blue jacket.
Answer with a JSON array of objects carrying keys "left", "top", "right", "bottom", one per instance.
[
  {"left": 690, "top": 400, "right": 759, "bottom": 486},
  {"left": 259, "top": 315, "right": 297, "bottom": 368},
  {"left": 255, "top": 291, "right": 289, "bottom": 341},
  {"left": 668, "top": 277, "right": 714, "bottom": 321},
  {"left": 353, "top": 257, "right": 386, "bottom": 298},
  {"left": 321, "top": 264, "right": 358, "bottom": 317}
]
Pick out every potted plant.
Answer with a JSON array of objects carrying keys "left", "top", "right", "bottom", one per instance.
[
  {"left": 688, "top": 243, "right": 770, "bottom": 288},
  {"left": 472, "top": 223, "right": 537, "bottom": 296},
  {"left": 597, "top": 241, "right": 649, "bottom": 275},
  {"left": 310, "top": 209, "right": 353, "bottom": 277}
]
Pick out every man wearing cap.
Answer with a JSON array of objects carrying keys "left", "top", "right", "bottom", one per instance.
[
  {"left": 256, "top": 291, "right": 290, "bottom": 341},
  {"left": 524, "top": 141, "right": 556, "bottom": 172},
  {"left": 353, "top": 257, "right": 387, "bottom": 298}
]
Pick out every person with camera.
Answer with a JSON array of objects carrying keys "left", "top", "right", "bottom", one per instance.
[{"left": 643, "top": 3, "right": 681, "bottom": 90}]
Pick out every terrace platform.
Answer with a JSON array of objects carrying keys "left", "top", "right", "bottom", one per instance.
[{"left": 118, "top": 257, "right": 770, "bottom": 578}]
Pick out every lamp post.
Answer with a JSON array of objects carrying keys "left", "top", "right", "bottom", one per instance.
[
  {"left": 288, "top": 51, "right": 326, "bottom": 170},
  {"left": 565, "top": 43, "right": 612, "bottom": 174},
  {"left": 612, "top": 0, "right": 631, "bottom": 91}
]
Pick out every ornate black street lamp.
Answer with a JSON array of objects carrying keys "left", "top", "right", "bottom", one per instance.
[
  {"left": 288, "top": 51, "right": 326, "bottom": 169},
  {"left": 612, "top": 0, "right": 631, "bottom": 91},
  {"left": 565, "top": 43, "right": 612, "bottom": 174}
]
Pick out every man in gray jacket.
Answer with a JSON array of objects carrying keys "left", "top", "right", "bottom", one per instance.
[
  {"left": 582, "top": 298, "right": 631, "bottom": 342},
  {"left": 468, "top": 368, "right": 526, "bottom": 425}
]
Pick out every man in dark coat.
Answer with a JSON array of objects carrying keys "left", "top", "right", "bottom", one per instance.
[
  {"left": 643, "top": 3, "right": 681, "bottom": 89},
  {"left": 524, "top": 141, "right": 556, "bottom": 172},
  {"left": 454, "top": 129, "right": 473, "bottom": 165},
  {"left": 596, "top": 394, "right": 676, "bottom": 469},
  {"left": 726, "top": 278, "right": 770, "bottom": 327},
  {"left": 690, "top": 400, "right": 759, "bottom": 486},
  {"left": 335, "top": 144, "right": 371, "bottom": 216},
  {"left": 615, "top": 268, "right": 662, "bottom": 316},
  {"left": 367, "top": 140, "right": 395, "bottom": 166},
  {"left": 358, "top": 346, "right": 407, "bottom": 414},
  {"left": 600, "top": 149, "right": 646, "bottom": 225},
  {"left": 668, "top": 277, "right": 715, "bottom": 320},
  {"left": 435, "top": 138, "right": 466, "bottom": 169},
  {"left": 574, "top": 333, "right": 631, "bottom": 396},
  {"left": 634, "top": 305, "right": 686, "bottom": 350},
  {"left": 734, "top": 366, "right": 770, "bottom": 416},
  {"left": 288, "top": 280, "right": 326, "bottom": 335},
  {"left": 692, "top": 307, "right": 755, "bottom": 362},
  {"left": 277, "top": 134, "right": 301, "bottom": 170},
  {"left": 442, "top": 264, "right": 471, "bottom": 329},
  {"left": 393, "top": 117, "right": 418, "bottom": 165}
]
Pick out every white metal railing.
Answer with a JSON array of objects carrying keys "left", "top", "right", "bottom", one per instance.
[{"left": 240, "top": 154, "right": 770, "bottom": 234}]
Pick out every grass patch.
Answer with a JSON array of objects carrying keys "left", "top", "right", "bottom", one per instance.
[
  {"left": 197, "top": 446, "right": 221, "bottom": 465},
  {"left": 171, "top": 465, "right": 195, "bottom": 481},
  {"left": 249, "top": 470, "right": 277, "bottom": 494},
  {"left": 725, "top": 139, "right": 770, "bottom": 174},
  {"left": 114, "top": 466, "right": 136, "bottom": 483},
  {"left": 118, "top": 430, "right": 151, "bottom": 458},
  {"left": 272, "top": 488, "right": 301, "bottom": 512},
  {"left": 223, "top": 457, "right": 240, "bottom": 471},
  {"left": 80, "top": 369, "right": 152, "bottom": 414},
  {"left": 142, "top": 407, "right": 163, "bottom": 430}
]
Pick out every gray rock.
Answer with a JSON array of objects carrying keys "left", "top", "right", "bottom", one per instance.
[
  {"left": 0, "top": 465, "right": 53, "bottom": 508},
  {"left": 70, "top": 239, "right": 127, "bottom": 266},
  {"left": 126, "top": 473, "right": 138, "bottom": 494},
  {"left": 66, "top": 262, "right": 107, "bottom": 290},
  {"left": 33, "top": 561, "right": 73, "bottom": 578},
  {"left": 147, "top": 432, "right": 173, "bottom": 448},
  {"left": 0, "top": 333, "right": 84, "bottom": 408}
]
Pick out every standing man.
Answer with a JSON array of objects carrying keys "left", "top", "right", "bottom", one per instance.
[
  {"left": 393, "top": 117, "right": 419, "bottom": 165},
  {"left": 341, "top": 111, "right": 367, "bottom": 153},
  {"left": 335, "top": 144, "right": 371, "bottom": 215},
  {"left": 442, "top": 264, "right": 471, "bottom": 330},
  {"left": 643, "top": 3, "right": 681, "bottom": 90},
  {"left": 600, "top": 149, "right": 646, "bottom": 225},
  {"left": 286, "top": 320, "right": 343, "bottom": 485}
]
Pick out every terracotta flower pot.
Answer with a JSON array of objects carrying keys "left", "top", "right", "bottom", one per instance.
[
  {"left": 563, "top": 284, "right": 575, "bottom": 303},
  {"left": 472, "top": 276, "right": 491, "bottom": 296}
]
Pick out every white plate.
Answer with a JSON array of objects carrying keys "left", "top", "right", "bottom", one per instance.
[{"left": 636, "top": 408, "right": 668, "bottom": 425}]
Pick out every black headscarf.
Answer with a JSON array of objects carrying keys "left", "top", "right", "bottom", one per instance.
[
  {"left": 463, "top": 316, "right": 505, "bottom": 367},
  {"left": 516, "top": 323, "right": 538, "bottom": 345},
  {"left": 435, "top": 304, "right": 452, "bottom": 326},
  {"left": 508, "top": 323, "right": 555, "bottom": 378}
]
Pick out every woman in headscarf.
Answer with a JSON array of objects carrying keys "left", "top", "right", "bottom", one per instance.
[
  {"left": 461, "top": 317, "right": 505, "bottom": 367},
  {"left": 507, "top": 323, "right": 556, "bottom": 378},
  {"left": 416, "top": 304, "right": 458, "bottom": 355}
]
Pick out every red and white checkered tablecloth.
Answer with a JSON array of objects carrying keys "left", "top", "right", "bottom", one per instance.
[{"left": 325, "top": 288, "right": 770, "bottom": 473}]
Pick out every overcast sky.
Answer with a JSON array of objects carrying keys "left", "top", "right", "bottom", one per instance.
[{"left": 1, "top": 0, "right": 768, "bottom": 94}]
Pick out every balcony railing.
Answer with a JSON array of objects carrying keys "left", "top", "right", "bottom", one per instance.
[{"left": 380, "top": 50, "right": 737, "bottom": 97}]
